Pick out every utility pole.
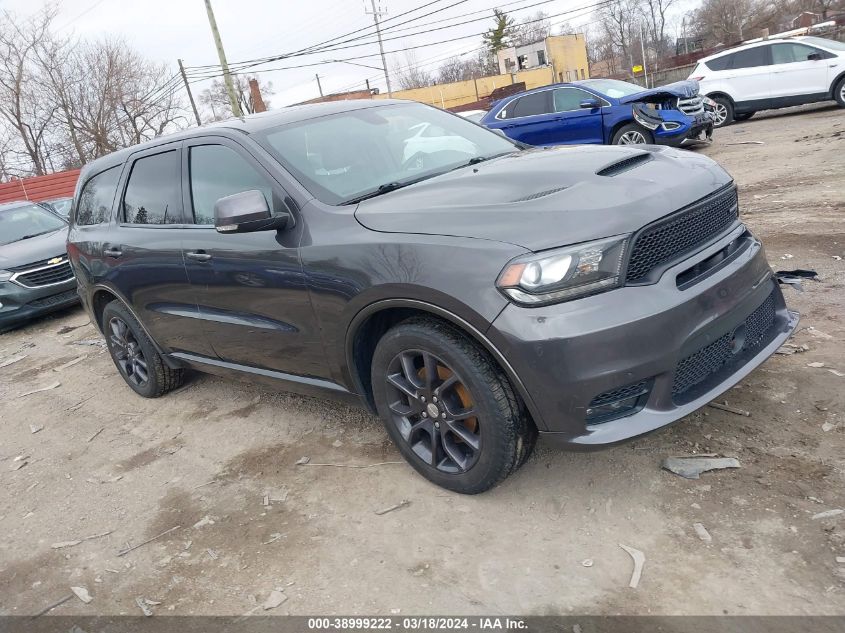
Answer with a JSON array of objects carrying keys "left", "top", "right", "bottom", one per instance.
[
  {"left": 203, "top": 0, "right": 243, "bottom": 117},
  {"left": 315, "top": 73, "right": 324, "bottom": 97},
  {"left": 365, "top": 0, "right": 393, "bottom": 97},
  {"left": 178, "top": 59, "right": 202, "bottom": 126},
  {"left": 640, "top": 25, "right": 649, "bottom": 89},
  {"left": 682, "top": 17, "right": 689, "bottom": 55}
]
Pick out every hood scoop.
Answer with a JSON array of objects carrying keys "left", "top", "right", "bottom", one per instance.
[
  {"left": 511, "top": 186, "right": 568, "bottom": 203},
  {"left": 596, "top": 153, "right": 652, "bottom": 177}
]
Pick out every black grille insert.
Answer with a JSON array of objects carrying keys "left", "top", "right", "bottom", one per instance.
[
  {"left": 14, "top": 261, "right": 74, "bottom": 287},
  {"left": 596, "top": 153, "right": 652, "bottom": 177},
  {"left": 28, "top": 289, "right": 79, "bottom": 308},
  {"left": 626, "top": 186, "right": 739, "bottom": 283},
  {"left": 672, "top": 288, "right": 777, "bottom": 402}
]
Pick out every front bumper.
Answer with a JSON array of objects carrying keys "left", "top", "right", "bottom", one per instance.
[
  {"left": 650, "top": 110, "right": 714, "bottom": 147},
  {"left": 488, "top": 226, "right": 797, "bottom": 448},
  {"left": 0, "top": 278, "right": 79, "bottom": 330}
]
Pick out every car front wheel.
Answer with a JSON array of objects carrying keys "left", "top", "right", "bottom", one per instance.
[
  {"left": 612, "top": 123, "right": 654, "bottom": 145},
  {"left": 102, "top": 300, "right": 184, "bottom": 398},
  {"left": 371, "top": 317, "right": 536, "bottom": 494},
  {"left": 835, "top": 77, "right": 845, "bottom": 108}
]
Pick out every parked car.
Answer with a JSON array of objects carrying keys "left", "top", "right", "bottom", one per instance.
[
  {"left": 479, "top": 78, "right": 714, "bottom": 146},
  {"left": 457, "top": 109, "right": 487, "bottom": 123},
  {"left": 0, "top": 201, "right": 78, "bottom": 332},
  {"left": 39, "top": 196, "right": 74, "bottom": 218},
  {"left": 67, "top": 99, "right": 797, "bottom": 493},
  {"left": 690, "top": 36, "right": 845, "bottom": 127}
]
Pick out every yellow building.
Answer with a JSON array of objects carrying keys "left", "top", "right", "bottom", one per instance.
[{"left": 497, "top": 34, "right": 590, "bottom": 83}]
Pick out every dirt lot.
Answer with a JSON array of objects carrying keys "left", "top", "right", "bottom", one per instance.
[{"left": 1, "top": 103, "right": 844, "bottom": 617}]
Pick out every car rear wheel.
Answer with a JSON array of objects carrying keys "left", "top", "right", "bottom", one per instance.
[
  {"left": 612, "top": 123, "right": 654, "bottom": 145},
  {"left": 710, "top": 96, "right": 734, "bottom": 127},
  {"left": 371, "top": 317, "right": 536, "bottom": 494},
  {"left": 734, "top": 112, "right": 755, "bottom": 121},
  {"left": 102, "top": 300, "right": 184, "bottom": 398}
]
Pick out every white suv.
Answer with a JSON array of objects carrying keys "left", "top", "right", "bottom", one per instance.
[{"left": 689, "top": 36, "right": 845, "bottom": 127}]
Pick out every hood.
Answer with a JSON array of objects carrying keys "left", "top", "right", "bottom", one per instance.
[
  {"left": 0, "top": 227, "right": 69, "bottom": 269},
  {"left": 354, "top": 145, "right": 732, "bottom": 251},
  {"left": 618, "top": 80, "right": 699, "bottom": 104}
]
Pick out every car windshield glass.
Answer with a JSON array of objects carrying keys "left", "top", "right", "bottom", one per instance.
[
  {"left": 799, "top": 36, "right": 845, "bottom": 51},
  {"left": 255, "top": 102, "right": 517, "bottom": 205},
  {"left": 0, "top": 204, "right": 66, "bottom": 246},
  {"left": 579, "top": 79, "right": 644, "bottom": 98}
]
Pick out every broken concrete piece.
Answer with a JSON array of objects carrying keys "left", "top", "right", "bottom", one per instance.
[
  {"left": 262, "top": 590, "right": 287, "bottom": 610},
  {"left": 581, "top": 559, "right": 594, "bottom": 567},
  {"left": 19, "top": 381, "right": 61, "bottom": 397},
  {"left": 811, "top": 509, "right": 843, "bottom": 520},
  {"left": 192, "top": 516, "right": 215, "bottom": 529},
  {"left": 30, "top": 424, "right": 44, "bottom": 434},
  {"left": 836, "top": 557, "right": 845, "bottom": 564},
  {"left": 0, "top": 353, "right": 27, "bottom": 368},
  {"left": 693, "top": 523, "right": 712, "bottom": 542},
  {"left": 295, "top": 456, "right": 310, "bottom": 465},
  {"left": 829, "top": 369, "right": 845, "bottom": 377},
  {"left": 807, "top": 362, "right": 825, "bottom": 368},
  {"left": 135, "top": 597, "right": 153, "bottom": 616},
  {"left": 662, "top": 456, "right": 741, "bottom": 479},
  {"left": 618, "top": 544, "right": 645, "bottom": 589},
  {"left": 71, "top": 586, "right": 92, "bottom": 604}
]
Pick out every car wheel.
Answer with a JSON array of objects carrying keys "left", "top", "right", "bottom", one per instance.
[
  {"left": 102, "top": 300, "right": 184, "bottom": 398},
  {"left": 371, "top": 317, "right": 536, "bottom": 494},
  {"left": 710, "top": 96, "right": 734, "bottom": 127},
  {"left": 612, "top": 124, "right": 654, "bottom": 145},
  {"left": 734, "top": 112, "right": 755, "bottom": 121},
  {"left": 835, "top": 77, "right": 845, "bottom": 108}
]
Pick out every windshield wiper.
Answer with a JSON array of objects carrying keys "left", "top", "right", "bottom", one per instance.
[
  {"left": 9, "top": 232, "right": 49, "bottom": 243},
  {"left": 448, "top": 151, "right": 515, "bottom": 173}
]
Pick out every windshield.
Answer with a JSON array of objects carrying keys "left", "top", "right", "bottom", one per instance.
[
  {"left": 799, "top": 36, "right": 845, "bottom": 51},
  {"left": 255, "top": 102, "right": 517, "bottom": 205},
  {"left": 579, "top": 79, "right": 645, "bottom": 99},
  {"left": 0, "top": 204, "right": 67, "bottom": 246}
]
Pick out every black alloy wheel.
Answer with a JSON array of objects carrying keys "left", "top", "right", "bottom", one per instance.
[
  {"left": 108, "top": 315, "right": 149, "bottom": 388},
  {"left": 385, "top": 349, "right": 481, "bottom": 474}
]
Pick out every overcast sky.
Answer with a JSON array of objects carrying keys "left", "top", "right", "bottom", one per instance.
[{"left": 3, "top": 0, "right": 696, "bottom": 110}]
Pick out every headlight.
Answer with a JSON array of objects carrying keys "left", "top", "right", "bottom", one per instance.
[
  {"left": 0, "top": 270, "right": 12, "bottom": 283},
  {"left": 496, "top": 235, "right": 629, "bottom": 306}
]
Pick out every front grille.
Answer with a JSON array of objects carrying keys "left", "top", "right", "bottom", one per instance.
[
  {"left": 672, "top": 288, "right": 777, "bottom": 401},
  {"left": 626, "top": 186, "right": 739, "bottom": 283},
  {"left": 678, "top": 95, "right": 704, "bottom": 115},
  {"left": 28, "top": 289, "right": 79, "bottom": 308},
  {"left": 8, "top": 254, "right": 66, "bottom": 272},
  {"left": 13, "top": 260, "right": 74, "bottom": 288}
]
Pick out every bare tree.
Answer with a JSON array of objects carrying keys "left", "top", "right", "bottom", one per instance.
[
  {"left": 0, "top": 8, "right": 57, "bottom": 175},
  {"left": 641, "top": 0, "right": 677, "bottom": 57},
  {"left": 199, "top": 74, "right": 274, "bottom": 121},
  {"left": 512, "top": 11, "right": 552, "bottom": 46},
  {"left": 392, "top": 51, "right": 433, "bottom": 90},
  {"left": 436, "top": 56, "right": 486, "bottom": 84}
]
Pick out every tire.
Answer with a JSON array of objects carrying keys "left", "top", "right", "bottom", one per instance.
[
  {"left": 835, "top": 77, "right": 845, "bottom": 108},
  {"left": 612, "top": 123, "right": 654, "bottom": 145},
  {"left": 102, "top": 300, "right": 184, "bottom": 398},
  {"left": 371, "top": 317, "right": 536, "bottom": 494},
  {"left": 734, "top": 112, "right": 755, "bottom": 121},
  {"left": 711, "top": 96, "right": 734, "bottom": 127}
]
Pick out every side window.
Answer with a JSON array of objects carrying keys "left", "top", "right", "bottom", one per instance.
[
  {"left": 75, "top": 166, "right": 120, "bottom": 226},
  {"left": 189, "top": 144, "right": 277, "bottom": 225},
  {"left": 771, "top": 43, "right": 825, "bottom": 64},
  {"left": 705, "top": 55, "right": 732, "bottom": 71},
  {"left": 511, "top": 91, "right": 552, "bottom": 117},
  {"left": 729, "top": 46, "right": 770, "bottom": 69},
  {"left": 554, "top": 88, "right": 592, "bottom": 112},
  {"left": 123, "top": 150, "right": 183, "bottom": 225}
]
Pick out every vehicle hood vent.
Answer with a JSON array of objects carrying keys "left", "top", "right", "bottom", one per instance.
[
  {"left": 596, "top": 153, "right": 652, "bottom": 177},
  {"left": 511, "top": 186, "right": 568, "bottom": 202}
]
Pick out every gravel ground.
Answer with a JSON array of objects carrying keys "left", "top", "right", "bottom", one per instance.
[{"left": 1, "top": 102, "right": 844, "bottom": 617}]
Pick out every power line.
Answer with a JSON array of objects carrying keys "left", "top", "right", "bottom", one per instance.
[
  {"left": 183, "top": 0, "right": 612, "bottom": 82},
  {"left": 55, "top": 0, "right": 109, "bottom": 31}
]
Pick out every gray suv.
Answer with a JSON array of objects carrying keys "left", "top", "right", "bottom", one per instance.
[{"left": 67, "top": 100, "right": 797, "bottom": 493}]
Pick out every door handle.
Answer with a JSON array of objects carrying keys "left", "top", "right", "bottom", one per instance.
[
  {"left": 103, "top": 247, "right": 122, "bottom": 258},
  {"left": 186, "top": 250, "right": 212, "bottom": 262}
]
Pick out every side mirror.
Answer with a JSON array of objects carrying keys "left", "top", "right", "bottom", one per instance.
[
  {"left": 214, "top": 190, "right": 290, "bottom": 234},
  {"left": 580, "top": 98, "right": 601, "bottom": 109},
  {"left": 807, "top": 52, "right": 823, "bottom": 61}
]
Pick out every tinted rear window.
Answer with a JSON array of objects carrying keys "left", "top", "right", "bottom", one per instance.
[
  {"left": 729, "top": 46, "right": 770, "bottom": 69},
  {"left": 510, "top": 91, "right": 552, "bottom": 117},
  {"left": 76, "top": 167, "right": 120, "bottom": 226},
  {"left": 704, "top": 55, "right": 731, "bottom": 71},
  {"left": 123, "top": 150, "right": 183, "bottom": 225}
]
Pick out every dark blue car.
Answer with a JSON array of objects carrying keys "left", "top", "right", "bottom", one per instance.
[{"left": 480, "top": 78, "right": 714, "bottom": 146}]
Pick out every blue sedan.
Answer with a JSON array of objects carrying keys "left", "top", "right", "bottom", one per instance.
[{"left": 480, "top": 78, "right": 715, "bottom": 146}]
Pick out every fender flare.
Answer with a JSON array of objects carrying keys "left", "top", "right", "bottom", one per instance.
[{"left": 343, "top": 298, "right": 547, "bottom": 430}]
